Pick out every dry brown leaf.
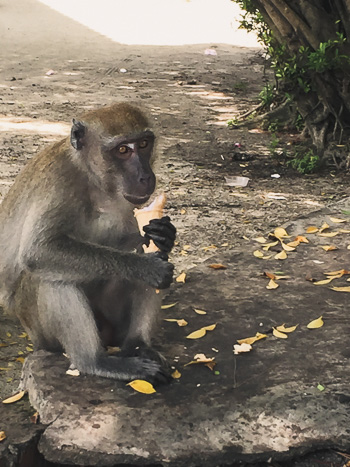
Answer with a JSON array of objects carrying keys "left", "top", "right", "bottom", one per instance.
[
  {"left": 264, "top": 271, "right": 276, "bottom": 280},
  {"left": 266, "top": 279, "right": 279, "bottom": 290},
  {"left": 203, "top": 324, "right": 217, "bottom": 331},
  {"left": 314, "top": 278, "right": 333, "bottom": 285},
  {"left": 176, "top": 272, "right": 186, "bottom": 283},
  {"left": 193, "top": 308, "right": 207, "bottom": 315},
  {"left": 184, "top": 354, "right": 215, "bottom": 366},
  {"left": 294, "top": 235, "right": 309, "bottom": 243},
  {"left": 164, "top": 318, "right": 188, "bottom": 327},
  {"left": 331, "top": 286, "right": 350, "bottom": 292},
  {"left": 319, "top": 222, "right": 330, "bottom": 233},
  {"left": 339, "top": 229, "right": 350, "bottom": 233},
  {"left": 275, "top": 250, "right": 287, "bottom": 260},
  {"left": 30, "top": 412, "right": 40, "bottom": 424},
  {"left": 237, "top": 332, "right": 267, "bottom": 345},
  {"left": 253, "top": 250, "right": 264, "bottom": 258},
  {"left": 66, "top": 368, "right": 80, "bottom": 376},
  {"left": 127, "top": 380, "right": 156, "bottom": 394},
  {"left": 329, "top": 216, "right": 346, "bottom": 223},
  {"left": 201, "top": 244, "right": 217, "bottom": 251},
  {"left": 262, "top": 241, "right": 279, "bottom": 251},
  {"left": 233, "top": 343, "right": 253, "bottom": 354},
  {"left": 18, "top": 332, "right": 28, "bottom": 338},
  {"left": 15, "top": 357, "right": 25, "bottom": 364},
  {"left": 2, "top": 390, "right": 26, "bottom": 404},
  {"left": 180, "top": 208, "right": 186, "bottom": 215},
  {"left": 0, "top": 431, "right": 6, "bottom": 442},
  {"left": 272, "top": 328, "right": 288, "bottom": 339},
  {"left": 161, "top": 302, "right": 178, "bottom": 310},
  {"left": 306, "top": 226, "right": 319, "bottom": 234},
  {"left": 186, "top": 328, "right": 207, "bottom": 339},
  {"left": 281, "top": 242, "right": 295, "bottom": 252},
  {"left": 325, "top": 269, "right": 349, "bottom": 276},
  {"left": 205, "top": 361, "right": 217, "bottom": 371},
  {"left": 275, "top": 324, "right": 298, "bottom": 333},
  {"left": 286, "top": 241, "right": 300, "bottom": 248},
  {"left": 307, "top": 316, "right": 324, "bottom": 329},
  {"left": 208, "top": 263, "right": 227, "bottom": 270},
  {"left": 318, "top": 231, "right": 339, "bottom": 238},
  {"left": 320, "top": 245, "right": 338, "bottom": 251}
]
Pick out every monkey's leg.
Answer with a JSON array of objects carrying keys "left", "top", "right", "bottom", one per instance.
[{"left": 35, "top": 281, "right": 166, "bottom": 381}]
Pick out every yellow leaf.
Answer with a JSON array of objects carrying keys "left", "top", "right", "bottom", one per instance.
[
  {"left": 253, "top": 250, "right": 264, "bottom": 258},
  {"left": 164, "top": 318, "right": 188, "bottom": 327},
  {"left": 314, "top": 278, "right": 333, "bottom": 285},
  {"left": 319, "top": 222, "right": 330, "bottom": 233},
  {"left": 261, "top": 255, "right": 272, "bottom": 260},
  {"left": 6, "top": 332, "right": 11, "bottom": 338},
  {"left": 161, "top": 302, "right": 178, "bottom": 309},
  {"left": 2, "top": 390, "right": 26, "bottom": 404},
  {"left": 201, "top": 244, "right": 217, "bottom": 251},
  {"left": 272, "top": 328, "right": 288, "bottom": 339},
  {"left": 186, "top": 328, "right": 207, "bottom": 339},
  {"left": 193, "top": 308, "right": 207, "bottom": 315},
  {"left": 176, "top": 272, "right": 186, "bottom": 283},
  {"left": 273, "top": 227, "right": 290, "bottom": 239},
  {"left": 286, "top": 241, "right": 300, "bottom": 248},
  {"left": 294, "top": 235, "right": 309, "bottom": 243},
  {"left": 275, "top": 250, "right": 287, "bottom": 260},
  {"left": 306, "top": 226, "right": 319, "bottom": 234},
  {"left": 237, "top": 332, "right": 267, "bottom": 345},
  {"left": 0, "top": 431, "right": 6, "bottom": 442},
  {"left": 275, "top": 324, "right": 298, "bottom": 333},
  {"left": 208, "top": 263, "right": 227, "bottom": 270},
  {"left": 325, "top": 269, "right": 349, "bottom": 276},
  {"left": 18, "top": 332, "right": 28, "bottom": 338},
  {"left": 233, "top": 343, "right": 252, "bottom": 354},
  {"left": 203, "top": 324, "right": 217, "bottom": 331},
  {"left": 127, "top": 380, "right": 156, "bottom": 394},
  {"left": 281, "top": 242, "right": 295, "bottom": 252},
  {"left": 262, "top": 241, "right": 279, "bottom": 251},
  {"left": 331, "top": 286, "right": 350, "bottom": 292},
  {"left": 253, "top": 237, "right": 268, "bottom": 243},
  {"left": 307, "top": 316, "right": 324, "bottom": 329},
  {"left": 266, "top": 279, "right": 279, "bottom": 289},
  {"left": 318, "top": 231, "right": 339, "bottom": 237},
  {"left": 26, "top": 346, "right": 33, "bottom": 352},
  {"left": 180, "top": 208, "right": 186, "bottom": 215},
  {"left": 339, "top": 229, "right": 350, "bottom": 233},
  {"left": 329, "top": 216, "right": 346, "bottom": 223},
  {"left": 172, "top": 369, "right": 181, "bottom": 379},
  {"left": 15, "top": 357, "right": 25, "bottom": 364},
  {"left": 320, "top": 245, "right": 337, "bottom": 251}
]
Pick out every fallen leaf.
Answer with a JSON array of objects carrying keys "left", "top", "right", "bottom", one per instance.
[
  {"left": 281, "top": 242, "right": 295, "bottom": 252},
  {"left": 15, "top": 357, "right": 25, "bottom": 364},
  {"left": 306, "top": 226, "right": 319, "bottom": 234},
  {"left": 18, "top": 332, "right": 28, "bottom": 338},
  {"left": 172, "top": 369, "right": 181, "bottom": 379},
  {"left": 325, "top": 269, "right": 349, "bottom": 276},
  {"left": 331, "top": 286, "right": 350, "bottom": 292},
  {"left": 184, "top": 354, "right": 215, "bottom": 366},
  {"left": 307, "top": 316, "right": 324, "bottom": 329},
  {"left": 320, "top": 245, "right": 338, "bottom": 251},
  {"left": 127, "top": 380, "right": 156, "bottom": 394},
  {"left": 317, "top": 383, "right": 325, "bottom": 392},
  {"left": 161, "top": 302, "right": 178, "bottom": 309},
  {"left": 164, "top": 318, "right": 188, "bottom": 327},
  {"left": 193, "top": 308, "right": 207, "bottom": 315},
  {"left": 233, "top": 343, "right": 252, "bottom": 354},
  {"left": 264, "top": 271, "right": 276, "bottom": 280},
  {"left": 262, "top": 241, "right": 279, "bottom": 251},
  {"left": 272, "top": 328, "right": 288, "bottom": 339},
  {"left": 253, "top": 250, "right": 264, "bottom": 258},
  {"left": 176, "top": 272, "right": 186, "bottom": 283},
  {"left": 275, "top": 324, "right": 298, "bottom": 333},
  {"left": 314, "top": 278, "right": 333, "bottom": 285},
  {"left": 273, "top": 227, "right": 290, "bottom": 239},
  {"left": 318, "top": 231, "right": 339, "bottom": 237},
  {"left": 253, "top": 237, "right": 268, "bottom": 243},
  {"left": 329, "top": 216, "right": 346, "bottom": 223},
  {"left": 201, "top": 244, "right": 217, "bottom": 251},
  {"left": 180, "top": 208, "right": 186, "bottom": 215},
  {"left": 186, "top": 328, "right": 207, "bottom": 339},
  {"left": 294, "top": 235, "right": 309, "bottom": 243},
  {"left": 286, "top": 241, "right": 300, "bottom": 248},
  {"left": 339, "top": 229, "right": 350, "bottom": 233},
  {"left": 66, "top": 368, "right": 80, "bottom": 377},
  {"left": 30, "top": 412, "right": 40, "bottom": 424},
  {"left": 319, "top": 222, "right": 330, "bottom": 233},
  {"left": 26, "top": 346, "right": 33, "bottom": 352},
  {"left": 205, "top": 361, "right": 217, "bottom": 371},
  {"left": 275, "top": 250, "right": 287, "bottom": 260},
  {"left": 208, "top": 263, "right": 227, "bottom": 270},
  {"left": 0, "top": 431, "right": 6, "bottom": 442},
  {"left": 266, "top": 279, "right": 279, "bottom": 289},
  {"left": 237, "top": 332, "right": 267, "bottom": 345},
  {"left": 0, "top": 344, "right": 8, "bottom": 348},
  {"left": 6, "top": 332, "right": 11, "bottom": 338},
  {"left": 2, "top": 390, "right": 26, "bottom": 404},
  {"left": 203, "top": 324, "right": 216, "bottom": 331}
]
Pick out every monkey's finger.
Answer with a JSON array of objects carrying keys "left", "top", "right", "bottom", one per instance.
[
  {"left": 143, "top": 224, "right": 176, "bottom": 242},
  {"left": 145, "top": 234, "right": 173, "bottom": 252},
  {"left": 145, "top": 217, "right": 176, "bottom": 234}
]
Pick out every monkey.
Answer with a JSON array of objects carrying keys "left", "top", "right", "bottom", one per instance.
[{"left": 0, "top": 103, "right": 177, "bottom": 384}]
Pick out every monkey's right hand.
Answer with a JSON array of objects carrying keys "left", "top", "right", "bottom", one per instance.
[{"left": 142, "top": 252, "right": 174, "bottom": 289}]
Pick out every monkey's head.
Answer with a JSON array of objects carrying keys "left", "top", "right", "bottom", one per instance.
[{"left": 70, "top": 103, "right": 156, "bottom": 205}]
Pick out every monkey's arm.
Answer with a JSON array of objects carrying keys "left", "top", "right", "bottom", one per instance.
[{"left": 23, "top": 235, "right": 173, "bottom": 289}]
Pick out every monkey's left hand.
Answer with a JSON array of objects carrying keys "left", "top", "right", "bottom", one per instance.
[{"left": 143, "top": 216, "right": 176, "bottom": 253}]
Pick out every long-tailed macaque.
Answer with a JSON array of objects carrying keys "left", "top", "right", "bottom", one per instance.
[{"left": 0, "top": 103, "right": 176, "bottom": 383}]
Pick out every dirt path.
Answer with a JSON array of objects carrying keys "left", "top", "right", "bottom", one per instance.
[{"left": 1, "top": 0, "right": 350, "bottom": 423}]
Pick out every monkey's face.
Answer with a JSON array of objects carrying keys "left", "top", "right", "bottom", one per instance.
[{"left": 111, "top": 132, "right": 156, "bottom": 205}]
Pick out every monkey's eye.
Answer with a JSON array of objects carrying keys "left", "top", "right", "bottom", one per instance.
[
  {"left": 139, "top": 140, "right": 148, "bottom": 149},
  {"left": 118, "top": 145, "right": 128, "bottom": 154}
]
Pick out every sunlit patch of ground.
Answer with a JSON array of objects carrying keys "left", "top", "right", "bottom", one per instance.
[{"left": 0, "top": 117, "right": 70, "bottom": 135}]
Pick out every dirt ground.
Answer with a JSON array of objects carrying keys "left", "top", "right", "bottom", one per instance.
[{"left": 1, "top": 1, "right": 350, "bottom": 465}]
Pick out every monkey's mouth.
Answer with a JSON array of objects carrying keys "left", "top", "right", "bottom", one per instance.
[{"left": 123, "top": 193, "right": 151, "bottom": 206}]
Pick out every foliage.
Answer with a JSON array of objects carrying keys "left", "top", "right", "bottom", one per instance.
[{"left": 288, "top": 149, "right": 320, "bottom": 174}]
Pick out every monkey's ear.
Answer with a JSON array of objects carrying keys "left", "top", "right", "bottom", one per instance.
[{"left": 70, "top": 119, "right": 87, "bottom": 150}]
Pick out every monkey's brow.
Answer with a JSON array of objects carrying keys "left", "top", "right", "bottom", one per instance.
[{"left": 103, "top": 130, "right": 155, "bottom": 150}]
